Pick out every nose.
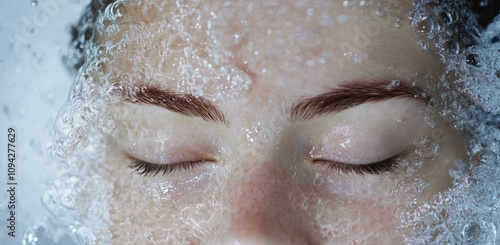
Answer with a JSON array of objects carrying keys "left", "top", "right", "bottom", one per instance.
[{"left": 211, "top": 163, "right": 311, "bottom": 245}]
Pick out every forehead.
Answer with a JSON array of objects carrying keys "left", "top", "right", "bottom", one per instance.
[{"left": 98, "top": 0, "right": 439, "bottom": 102}]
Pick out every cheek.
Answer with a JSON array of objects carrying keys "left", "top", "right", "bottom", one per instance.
[
  {"left": 286, "top": 174, "right": 405, "bottom": 243},
  {"left": 108, "top": 172, "right": 220, "bottom": 244}
]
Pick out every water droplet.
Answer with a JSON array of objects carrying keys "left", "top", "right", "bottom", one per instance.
[
  {"left": 306, "top": 8, "right": 314, "bottom": 16},
  {"left": 62, "top": 114, "right": 74, "bottom": 125},
  {"left": 375, "top": 2, "right": 388, "bottom": 16},
  {"left": 313, "top": 174, "right": 325, "bottom": 186},
  {"left": 463, "top": 222, "right": 482, "bottom": 242},
  {"left": 105, "top": 84, "right": 125, "bottom": 103},
  {"left": 417, "top": 40, "right": 429, "bottom": 50},
  {"left": 466, "top": 54, "right": 480, "bottom": 67},
  {"left": 100, "top": 118, "right": 116, "bottom": 134},
  {"left": 415, "top": 18, "right": 433, "bottom": 36},
  {"left": 441, "top": 40, "right": 461, "bottom": 55},
  {"left": 415, "top": 138, "right": 439, "bottom": 158},
  {"left": 386, "top": 80, "right": 401, "bottom": 91},
  {"left": 394, "top": 16, "right": 401, "bottom": 29},
  {"left": 31, "top": 0, "right": 38, "bottom": 7},
  {"left": 397, "top": 179, "right": 425, "bottom": 201},
  {"left": 343, "top": 0, "right": 354, "bottom": 7}
]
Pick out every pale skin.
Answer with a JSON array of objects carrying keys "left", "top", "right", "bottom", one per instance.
[{"left": 84, "top": 0, "right": 467, "bottom": 244}]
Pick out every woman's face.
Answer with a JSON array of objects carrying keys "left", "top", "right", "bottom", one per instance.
[{"left": 89, "top": 0, "right": 466, "bottom": 243}]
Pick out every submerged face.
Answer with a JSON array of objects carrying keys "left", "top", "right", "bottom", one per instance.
[{"left": 72, "top": 0, "right": 467, "bottom": 243}]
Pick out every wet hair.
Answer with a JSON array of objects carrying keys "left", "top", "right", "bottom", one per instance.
[
  {"left": 67, "top": 0, "right": 114, "bottom": 71},
  {"left": 67, "top": 0, "right": 499, "bottom": 72}
]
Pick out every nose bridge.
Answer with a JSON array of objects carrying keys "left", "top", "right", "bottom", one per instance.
[
  {"left": 227, "top": 160, "right": 280, "bottom": 225},
  {"left": 213, "top": 158, "right": 310, "bottom": 245}
]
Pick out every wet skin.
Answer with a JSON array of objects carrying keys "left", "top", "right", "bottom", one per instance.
[{"left": 88, "top": 0, "right": 467, "bottom": 244}]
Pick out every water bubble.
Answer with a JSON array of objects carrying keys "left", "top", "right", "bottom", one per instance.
[
  {"left": 466, "top": 53, "right": 480, "bottom": 67},
  {"left": 105, "top": 84, "right": 125, "bottom": 103},
  {"left": 345, "top": 51, "right": 368, "bottom": 63},
  {"left": 62, "top": 114, "right": 74, "bottom": 125},
  {"left": 343, "top": 0, "right": 354, "bottom": 7},
  {"left": 438, "top": 11, "right": 454, "bottom": 26},
  {"left": 375, "top": 2, "right": 389, "bottom": 16},
  {"left": 313, "top": 173, "right": 325, "bottom": 187},
  {"left": 394, "top": 16, "right": 401, "bottom": 29},
  {"left": 385, "top": 80, "right": 401, "bottom": 91},
  {"left": 31, "top": 0, "right": 38, "bottom": 7},
  {"left": 440, "top": 40, "right": 461, "bottom": 55},
  {"left": 415, "top": 17, "right": 434, "bottom": 36},
  {"left": 306, "top": 8, "right": 314, "bottom": 16},
  {"left": 463, "top": 222, "right": 481, "bottom": 242},
  {"left": 99, "top": 118, "right": 116, "bottom": 134},
  {"left": 417, "top": 40, "right": 429, "bottom": 50},
  {"left": 416, "top": 139, "right": 439, "bottom": 159},
  {"left": 71, "top": 94, "right": 85, "bottom": 106},
  {"left": 397, "top": 182, "right": 420, "bottom": 201},
  {"left": 81, "top": 107, "right": 97, "bottom": 122},
  {"left": 104, "top": 2, "right": 124, "bottom": 22}
]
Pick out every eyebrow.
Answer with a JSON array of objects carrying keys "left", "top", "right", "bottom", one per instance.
[
  {"left": 124, "top": 85, "right": 228, "bottom": 125},
  {"left": 290, "top": 81, "right": 429, "bottom": 122},
  {"left": 124, "top": 81, "right": 428, "bottom": 125}
]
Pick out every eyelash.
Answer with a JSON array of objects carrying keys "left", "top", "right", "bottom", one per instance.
[
  {"left": 313, "top": 156, "right": 401, "bottom": 175},
  {"left": 129, "top": 156, "right": 401, "bottom": 177},
  {"left": 128, "top": 160, "right": 207, "bottom": 177}
]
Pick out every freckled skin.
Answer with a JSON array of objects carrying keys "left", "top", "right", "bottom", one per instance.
[{"left": 81, "top": 0, "right": 470, "bottom": 244}]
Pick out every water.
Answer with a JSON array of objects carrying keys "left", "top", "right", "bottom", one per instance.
[
  {"left": 0, "top": 1, "right": 87, "bottom": 244},
  {"left": 2, "top": 0, "right": 500, "bottom": 244}
]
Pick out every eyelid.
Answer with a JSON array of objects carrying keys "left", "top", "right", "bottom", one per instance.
[
  {"left": 312, "top": 153, "right": 407, "bottom": 176},
  {"left": 128, "top": 158, "right": 214, "bottom": 177}
]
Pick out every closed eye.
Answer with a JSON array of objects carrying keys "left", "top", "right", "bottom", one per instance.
[
  {"left": 312, "top": 156, "right": 402, "bottom": 175},
  {"left": 128, "top": 158, "right": 213, "bottom": 177}
]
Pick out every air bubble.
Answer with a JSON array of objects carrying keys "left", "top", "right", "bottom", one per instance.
[
  {"left": 306, "top": 8, "right": 314, "bottom": 16},
  {"left": 438, "top": 11, "right": 454, "bottom": 27},
  {"left": 62, "top": 114, "right": 74, "bottom": 125},
  {"left": 104, "top": 2, "right": 124, "bottom": 22},
  {"left": 416, "top": 139, "right": 439, "bottom": 159},
  {"left": 394, "top": 16, "right": 401, "bottom": 29},
  {"left": 343, "top": 0, "right": 354, "bottom": 7},
  {"left": 466, "top": 53, "right": 480, "bottom": 67},
  {"left": 440, "top": 40, "right": 461, "bottom": 55},
  {"left": 71, "top": 96, "right": 85, "bottom": 110},
  {"left": 397, "top": 182, "right": 420, "bottom": 201},
  {"left": 415, "top": 18, "right": 434, "bottom": 36},
  {"left": 31, "top": 0, "right": 37, "bottom": 7},
  {"left": 375, "top": 2, "right": 388, "bottom": 16},
  {"left": 385, "top": 80, "right": 401, "bottom": 91},
  {"left": 417, "top": 40, "right": 429, "bottom": 50},
  {"left": 105, "top": 84, "right": 125, "bottom": 103},
  {"left": 462, "top": 220, "right": 496, "bottom": 244},
  {"left": 100, "top": 118, "right": 116, "bottom": 134},
  {"left": 313, "top": 173, "right": 325, "bottom": 187}
]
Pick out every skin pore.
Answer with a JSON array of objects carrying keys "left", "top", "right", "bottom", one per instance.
[{"left": 83, "top": 0, "right": 467, "bottom": 244}]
